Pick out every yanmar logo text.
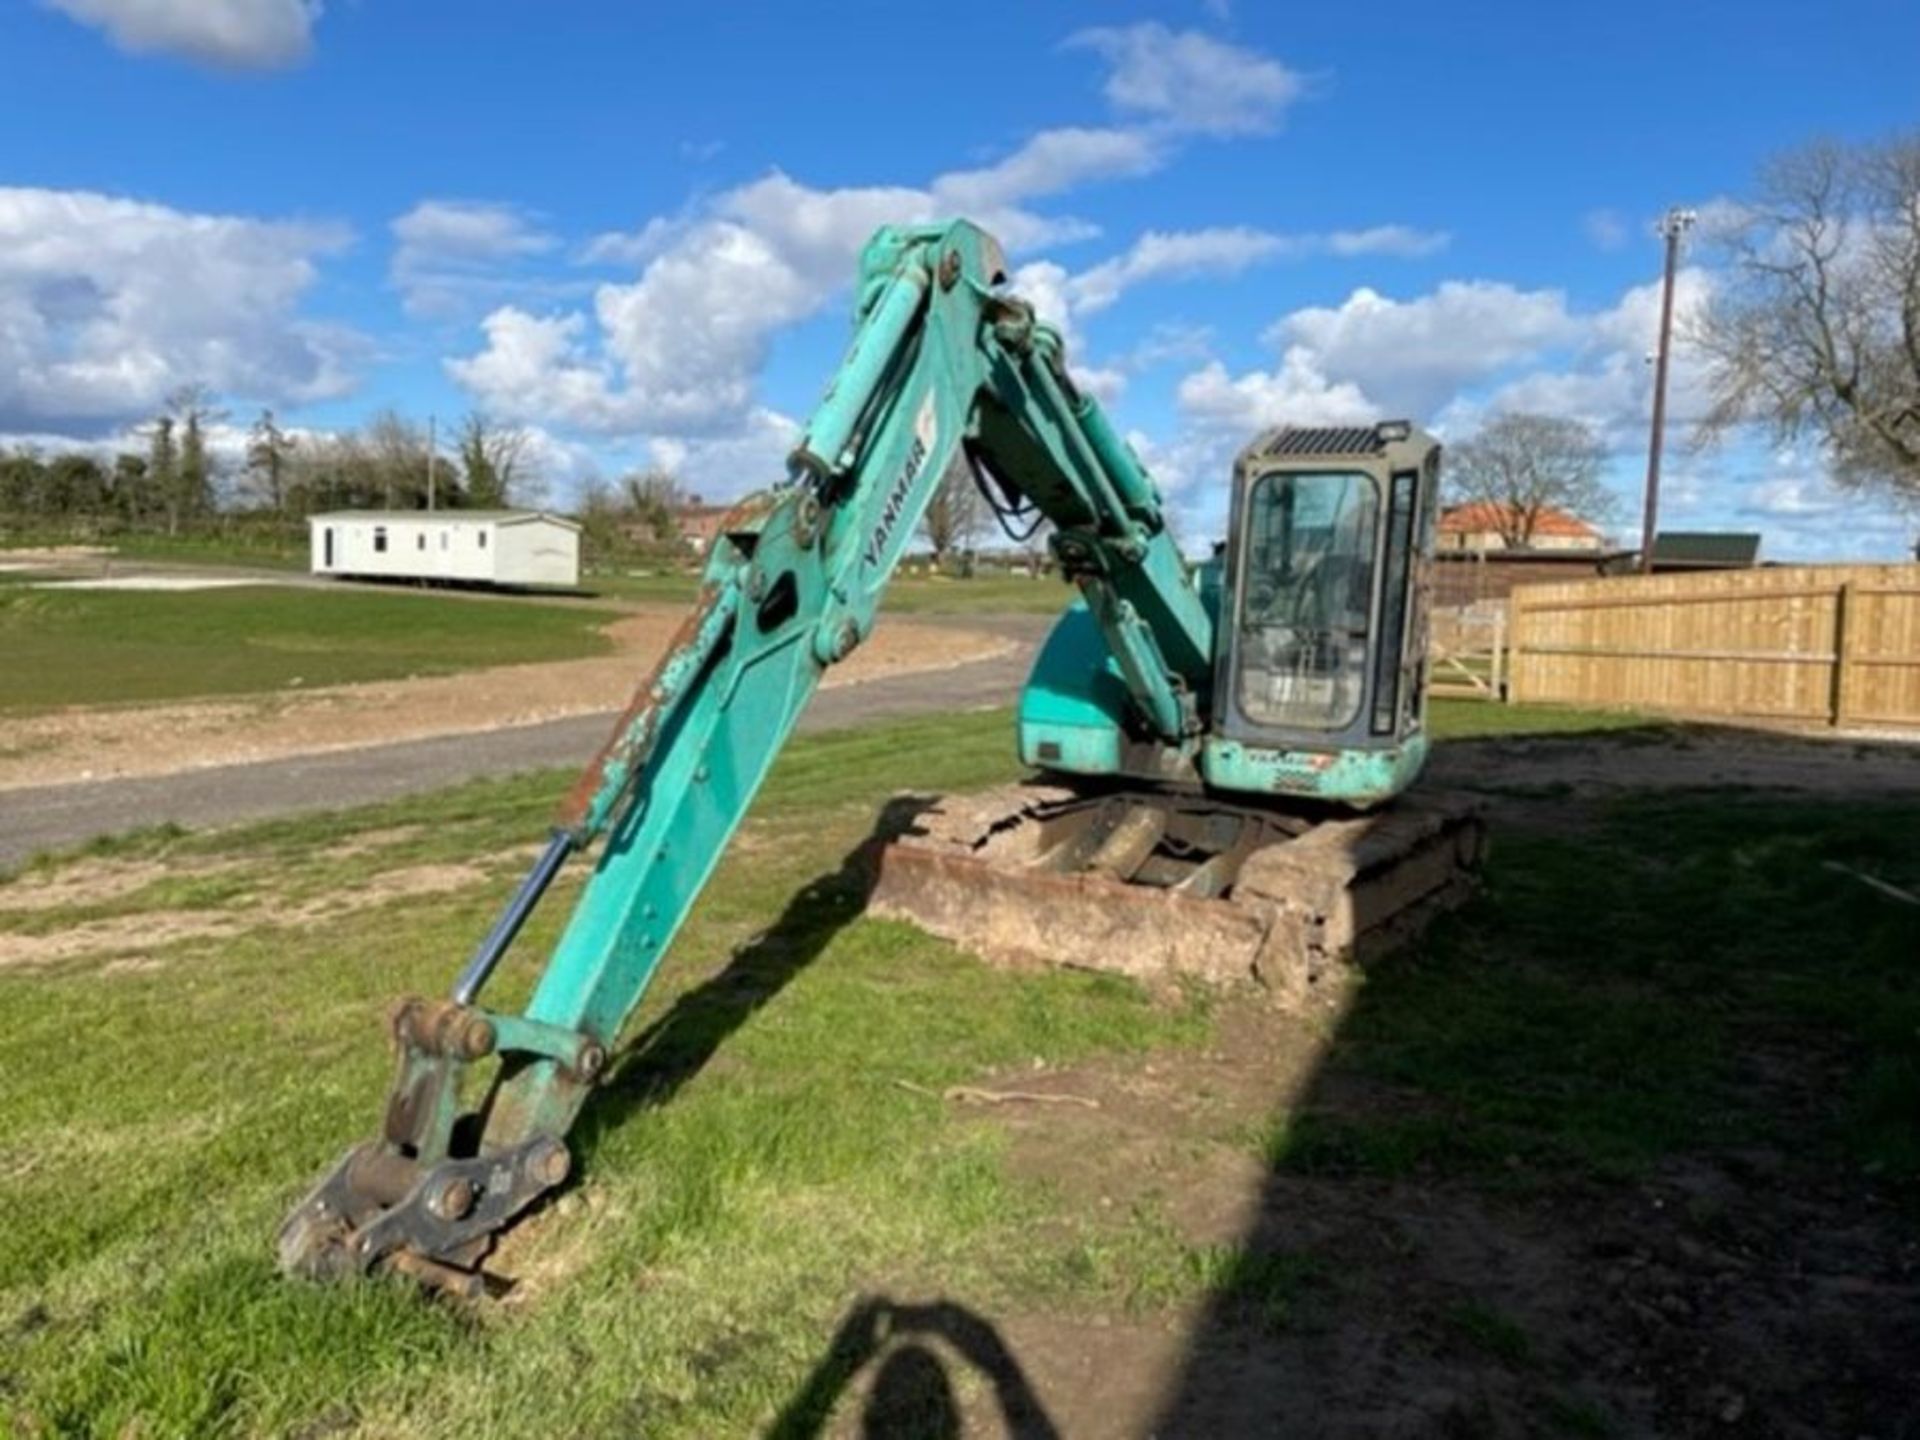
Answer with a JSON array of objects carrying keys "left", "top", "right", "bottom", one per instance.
[{"left": 862, "top": 396, "right": 938, "bottom": 570}]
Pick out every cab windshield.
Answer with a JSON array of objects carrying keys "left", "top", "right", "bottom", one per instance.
[{"left": 1235, "top": 469, "right": 1379, "bottom": 731}]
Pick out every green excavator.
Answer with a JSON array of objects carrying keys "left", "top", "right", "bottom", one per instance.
[{"left": 279, "top": 220, "right": 1483, "bottom": 1295}]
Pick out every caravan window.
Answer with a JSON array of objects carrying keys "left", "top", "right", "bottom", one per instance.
[{"left": 373, "top": 526, "right": 388, "bottom": 554}]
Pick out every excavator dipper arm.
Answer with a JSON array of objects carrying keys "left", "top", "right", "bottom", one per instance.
[{"left": 278, "top": 220, "right": 1213, "bottom": 1292}]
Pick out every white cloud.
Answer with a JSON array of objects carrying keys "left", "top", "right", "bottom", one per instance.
[
  {"left": 1125, "top": 321, "right": 1215, "bottom": 371},
  {"left": 1458, "top": 266, "right": 1714, "bottom": 446},
  {"left": 581, "top": 216, "right": 685, "bottom": 268},
  {"left": 0, "top": 187, "right": 356, "bottom": 431},
  {"left": 1195, "top": 266, "right": 1714, "bottom": 449},
  {"left": 1584, "top": 209, "right": 1628, "bottom": 251},
  {"left": 1176, "top": 352, "right": 1378, "bottom": 436},
  {"left": 446, "top": 27, "right": 1311, "bottom": 458},
  {"left": 1266, "top": 280, "right": 1584, "bottom": 417},
  {"left": 452, "top": 122, "right": 1171, "bottom": 434},
  {"left": 43, "top": 0, "right": 321, "bottom": 68},
  {"left": 929, "top": 127, "right": 1163, "bottom": 239},
  {"left": 1067, "top": 23, "right": 1304, "bottom": 135},
  {"left": 591, "top": 409, "right": 802, "bottom": 506},
  {"left": 390, "top": 200, "right": 561, "bottom": 319},
  {"left": 1064, "top": 223, "right": 1450, "bottom": 317},
  {"left": 444, "top": 309, "right": 619, "bottom": 430},
  {"left": 1742, "top": 474, "right": 1843, "bottom": 518},
  {"left": 393, "top": 201, "right": 555, "bottom": 263},
  {"left": 1009, "top": 259, "right": 1079, "bottom": 348},
  {"left": 1324, "top": 224, "right": 1452, "bottom": 258},
  {"left": 1068, "top": 227, "right": 1288, "bottom": 315}
]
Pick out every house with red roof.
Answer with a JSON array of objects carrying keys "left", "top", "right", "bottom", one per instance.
[{"left": 1438, "top": 501, "right": 1605, "bottom": 553}]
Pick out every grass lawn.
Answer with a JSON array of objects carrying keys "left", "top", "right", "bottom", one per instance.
[
  {"left": 0, "top": 585, "right": 621, "bottom": 713},
  {"left": 1426, "top": 694, "right": 1656, "bottom": 739},
  {"left": 2, "top": 708, "right": 1913, "bottom": 1435}
]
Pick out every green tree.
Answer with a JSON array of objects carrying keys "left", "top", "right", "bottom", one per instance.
[
  {"left": 110, "top": 453, "right": 152, "bottom": 523},
  {"left": 151, "top": 385, "right": 222, "bottom": 533},
  {"left": 148, "top": 415, "right": 179, "bottom": 534},
  {"left": 180, "top": 408, "right": 212, "bottom": 521},
  {"left": 456, "top": 413, "right": 532, "bottom": 509},
  {"left": 44, "top": 453, "right": 108, "bottom": 516},
  {"left": 0, "top": 449, "right": 47, "bottom": 515},
  {"left": 246, "top": 409, "right": 296, "bottom": 514}
]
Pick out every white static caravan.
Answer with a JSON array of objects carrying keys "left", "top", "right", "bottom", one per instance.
[{"left": 308, "top": 511, "right": 581, "bottom": 589}]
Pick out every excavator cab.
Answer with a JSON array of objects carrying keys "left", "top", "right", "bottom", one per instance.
[
  {"left": 1205, "top": 422, "right": 1439, "bottom": 804},
  {"left": 1016, "top": 420, "right": 1440, "bottom": 808}
]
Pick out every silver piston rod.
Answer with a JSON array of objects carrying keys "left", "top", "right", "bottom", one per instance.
[{"left": 450, "top": 829, "right": 575, "bottom": 1006}]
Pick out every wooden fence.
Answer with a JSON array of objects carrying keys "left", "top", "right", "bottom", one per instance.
[
  {"left": 1428, "top": 604, "right": 1507, "bottom": 699},
  {"left": 1507, "top": 563, "right": 1920, "bottom": 726}
]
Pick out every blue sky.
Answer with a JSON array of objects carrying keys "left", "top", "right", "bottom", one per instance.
[{"left": 2, "top": 0, "right": 1917, "bottom": 556}]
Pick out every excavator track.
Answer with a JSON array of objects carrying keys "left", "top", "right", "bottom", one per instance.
[{"left": 871, "top": 783, "right": 1486, "bottom": 1006}]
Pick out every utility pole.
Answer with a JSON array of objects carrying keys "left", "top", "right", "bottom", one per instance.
[
  {"left": 1639, "top": 206, "right": 1695, "bottom": 574},
  {"left": 427, "top": 414, "right": 437, "bottom": 511}
]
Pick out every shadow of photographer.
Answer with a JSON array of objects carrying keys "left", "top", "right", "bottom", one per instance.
[{"left": 768, "top": 1295, "right": 1060, "bottom": 1440}]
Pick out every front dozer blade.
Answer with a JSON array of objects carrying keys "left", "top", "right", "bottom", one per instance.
[{"left": 870, "top": 783, "right": 1485, "bottom": 1005}]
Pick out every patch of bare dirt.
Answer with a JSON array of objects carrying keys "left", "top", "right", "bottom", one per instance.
[
  {"left": 0, "top": 909, "right": 254, "bottom": 968},
  {"left": 0, "top": 545, "right": 108, "bottom": 572},
  {"left": 0, "top": 858, "right": 176, "bottom": 913},
  {"left": 0, "top": 610, "right": 1011, "bottom": 791},
  {"left": 0, "top": 859, "right": 492, "bottom": 971},
  {"left": 314, "top": 824, "right": 427, "bottom": 861},
  {"left": 292, "top": 862, "right": 488, "bottom": 918}
]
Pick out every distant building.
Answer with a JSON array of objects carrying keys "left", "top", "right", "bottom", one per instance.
[
  {"left": 1438, "top": 502, "right": 1604, "bottom": 552},
  {"left": 669, "top": 503, "right": 734, "bottom": 555},
  {"left": 308, "top": 510, "right": 580, "bottom": 588},
  {"left": 1604, "top": 531, "right": 1763, "bottom": 575}
]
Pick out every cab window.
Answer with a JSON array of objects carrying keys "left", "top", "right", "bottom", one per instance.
[{"left": 1235, "top": 469, "right": 1379, "bottom": 731}]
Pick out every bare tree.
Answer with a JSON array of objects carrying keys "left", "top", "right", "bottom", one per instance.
[
  {"left": 919, "top": 464, "right": 982, "bottom": 567},
  {"left": 1445, "top": 413, "right": 1613, "bottom": 547},
  {"left": 621, "top": 469, "right": 691, "bottom": 545},
  {"left": 363, "top": 410, "right": 437, "bottom": 508},
  {"left": 457, "top": 412, "right": 534, "bottom": 509},
  {"left": 1693, "top": 134, "right": 1920, "bottom": 500}
]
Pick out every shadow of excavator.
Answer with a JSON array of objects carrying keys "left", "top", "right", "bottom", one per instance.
[{"left": 570, "top": 795, "right": 936, "bottom": 1160}]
